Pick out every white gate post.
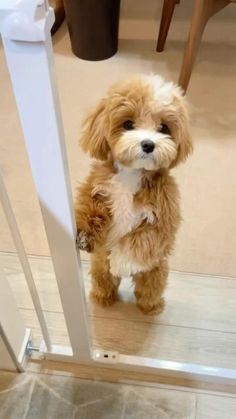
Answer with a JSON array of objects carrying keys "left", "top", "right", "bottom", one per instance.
[{"left": 0, "top": 0, "right": 91, "bottom": 361}]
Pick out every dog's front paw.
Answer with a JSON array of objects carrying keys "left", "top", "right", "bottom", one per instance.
[
  {"left": 76, "top": 230, "right": 94, "bottom": 253},
  {"left": 136, "top": 297, "right": 165, "bottom": 315}
]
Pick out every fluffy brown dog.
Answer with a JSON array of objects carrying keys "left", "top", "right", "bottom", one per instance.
[{"left": 75, "top": 75, "right": 192, "bottom": 314}]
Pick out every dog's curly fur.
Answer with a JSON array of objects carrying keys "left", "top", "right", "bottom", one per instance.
[{"left": 75, "top": 75, "right": 192, "bottom": 314}]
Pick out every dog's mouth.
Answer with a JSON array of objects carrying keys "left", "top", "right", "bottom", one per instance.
[
  {"left": 141, "top": 152, "right": 154, "bottom": 160},
  {"left": 129, "top": 153, "right": 157, "bottom": 171}
]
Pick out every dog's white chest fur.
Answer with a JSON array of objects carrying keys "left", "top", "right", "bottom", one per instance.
[
  {"left": 107, "top": 167, "right": 142, "bottom": 246},
  {"left": 107, "top": 166, "right": 155, "bottom": 277}
]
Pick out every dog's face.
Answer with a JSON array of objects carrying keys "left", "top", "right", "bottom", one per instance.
[{"left": 80, "top": 75, "right": 192, "bottom": 170}]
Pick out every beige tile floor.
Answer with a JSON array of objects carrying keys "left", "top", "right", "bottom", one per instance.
[
  {"left": 0, "top": 371, "right": 236, "bottom": 418},
  {"left": 1, "top": 1, "right": 236, "bottom": 276}
]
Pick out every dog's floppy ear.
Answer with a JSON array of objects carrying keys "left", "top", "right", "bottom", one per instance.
[
  {"left": 172, "top": 92, "right": 193, "bottom": 166},
  {"left": 80, "top": 98, "right": 110, "bottom": 160}
]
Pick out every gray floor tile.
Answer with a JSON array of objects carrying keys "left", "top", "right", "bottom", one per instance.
[
  {"left": 0, "top": 372, "right": 34, "bottom": 419},
  {"left": 0, "top": 372, "right": 196, "bottom": 419},
  {"left": 196, "top": 394, "right": 236, "bottom": 419},
  {"left": 25, "top": 377, "right": 77, "bottom": 419},
  {"left": 123, "top": 386, "right": 196, "bottom": 419}
]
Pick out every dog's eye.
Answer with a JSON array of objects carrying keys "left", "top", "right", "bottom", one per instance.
[
  {"left": 123, "top": 120, "right": 135, "bottom": 130},
  {"left": 159, "top": 123, "right": 171, "bottom": 135}
]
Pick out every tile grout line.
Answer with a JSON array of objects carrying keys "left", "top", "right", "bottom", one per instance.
[
  {"left": 22, "top": 377, "right": 35, "bottom": 419},
  {"left": 0, "top": 375, "right": 31, "bottom": 395},
  {"left": 120, "top": 389, "right": 128, "bottom": 419},
  {"left": 36, "top": 376, "right": 78, "bottom": 408}
]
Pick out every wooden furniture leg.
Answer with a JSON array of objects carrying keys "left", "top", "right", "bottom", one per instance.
[
  {"left": 156, "top": 0, "right": 178, "bottom": 52},
  {"left": 179, "top": 0, "right": 229, "bottom": 92}
]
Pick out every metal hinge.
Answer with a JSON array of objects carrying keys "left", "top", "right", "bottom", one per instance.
[{"left": 25, "top": 340, "right": 45, "bottom": 360}]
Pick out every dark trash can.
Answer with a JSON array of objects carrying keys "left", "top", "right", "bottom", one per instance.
[{"left": 63, "top": 0, "right": 121, "bottom": 61}]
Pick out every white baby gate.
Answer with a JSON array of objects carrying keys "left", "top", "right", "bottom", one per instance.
[{"left": 0, "top": 0, "right": 236, "bottom": 387}]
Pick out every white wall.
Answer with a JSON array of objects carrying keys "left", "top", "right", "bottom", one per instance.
[{"left": 0, "top": 336, "right": 17, "bottom": 371}]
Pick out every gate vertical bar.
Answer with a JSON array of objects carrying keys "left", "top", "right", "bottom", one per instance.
[
  {"left": 0, "top": 265, "right": 31, "bottom": 371},
  {"left": 0, "top": 0, "right": 91, "bottom": 361},
  {"left": 0, "top": 170, "right": 51, "bottom": 351}
]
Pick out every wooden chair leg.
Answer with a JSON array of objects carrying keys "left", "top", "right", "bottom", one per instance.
[
  {"left": 178, "top": 0, "right": 229, "bottom": 92},
  {"left": 156, "top": 0, "right": 177, "bottom": 52}
]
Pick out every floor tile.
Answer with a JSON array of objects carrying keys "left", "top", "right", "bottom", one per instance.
[
  {"left": 0, "top": 372, "right": 197, "bottom": 419},
  {"left": 196, "top": 394, "right": 236, "bottom": 419},
  {"left": 0, "top": 372, "right": 33, "bottom": 419}
]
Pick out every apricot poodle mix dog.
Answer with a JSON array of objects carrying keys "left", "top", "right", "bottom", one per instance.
[{"left": 76, "top": 75, "right": 192, "bottom": 314}]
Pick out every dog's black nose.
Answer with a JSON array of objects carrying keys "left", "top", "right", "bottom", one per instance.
[{"left": 141, "top": 140, "right": 155, "bottom": 153}]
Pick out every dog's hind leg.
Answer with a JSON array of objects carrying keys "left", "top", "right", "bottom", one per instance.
[
  {"left": 133, "top": 259, "right": 168, "bottom": 315},
  {"left": 90, "top": 248, "right": 120, "bottom": 306}
]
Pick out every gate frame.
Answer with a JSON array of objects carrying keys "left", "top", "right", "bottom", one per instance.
[{"left": 0, "top": 0, "right": 236, "bottom": 389}]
